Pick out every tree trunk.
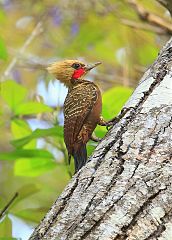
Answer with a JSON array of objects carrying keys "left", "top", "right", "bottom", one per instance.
[{"left": 29, "top": 37, "right": 172, "bottom": 240}]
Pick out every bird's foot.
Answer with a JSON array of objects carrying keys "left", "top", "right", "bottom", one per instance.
[{"left": 99, "top": 107, "right": 135, "bottom": 130}]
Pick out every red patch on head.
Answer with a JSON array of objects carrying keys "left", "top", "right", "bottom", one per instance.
[{"left": 72, "top": 68, "right": 85, "bottom": 79}]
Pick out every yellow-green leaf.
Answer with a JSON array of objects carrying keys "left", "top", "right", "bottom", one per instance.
[
  {"left": 15, "top": 102, "right": 53, "bottom": 115},
  {"left": 0, "top": 216, "right": 12, "bottom": 238},
  {"left": 0, "top": 80, "right": 27, "bottom": 112},
  {"left": 14, "top": 157, "right": 56, "bottom": 177},
  {"left": 11, "top": 126, "right": 63, "bottom": 148}
]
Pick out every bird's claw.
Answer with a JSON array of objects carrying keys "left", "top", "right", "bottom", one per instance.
[{"left": 106, "top": 107, "right": 135, "bottom": 130}]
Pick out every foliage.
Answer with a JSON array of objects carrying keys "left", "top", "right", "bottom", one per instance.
[
  {"left": 1, "top": 80, "right": 52, "bottom": 116},
  {"left": 0, "top": 216, "right": 12, "bottom": 238}
]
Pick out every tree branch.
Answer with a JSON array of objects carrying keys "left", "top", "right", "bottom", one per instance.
[
  {"left": 127, "top": 0, "right": 172, "bottom": 34},
  {"left": 0, "top": 21, "right": 43, "bottom": 82},
  {"left": 0, "top": 192, "right": 18, "bottom": 219},
  {"left": 121, "top": 18, "right": 167, "bottom": 34}
]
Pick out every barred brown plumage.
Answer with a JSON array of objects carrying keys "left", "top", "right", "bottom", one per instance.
[
  {"left": 64, "top": 80, "right": 101, "bottom": 171},
  {"left": 47, "top": 59, "right": 114, "bottom": 173}
]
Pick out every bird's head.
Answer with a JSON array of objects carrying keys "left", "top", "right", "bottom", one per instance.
[{"left": 47, "top": 60, "right": 101, "bottom": 87}]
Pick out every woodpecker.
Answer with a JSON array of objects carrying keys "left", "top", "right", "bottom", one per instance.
[{"left": 47, "top": 60, "right": 113, "bottom": 172}]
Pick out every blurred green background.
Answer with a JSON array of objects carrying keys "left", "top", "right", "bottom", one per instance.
[{"left": 0, "top": 0, "right": 171, "bottom": 239}]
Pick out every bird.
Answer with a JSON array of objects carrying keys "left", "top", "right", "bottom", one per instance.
[{"left": 47, "top": 60, "right": 115, "bottom": 173}]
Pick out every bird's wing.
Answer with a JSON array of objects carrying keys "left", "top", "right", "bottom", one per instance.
[{"left": 64, "top": 82, "right": 98, "bottom": 155}]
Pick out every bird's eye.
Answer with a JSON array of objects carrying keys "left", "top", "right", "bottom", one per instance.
[{"left": 72, "top": 63, "right": 81, "bottom": 69}]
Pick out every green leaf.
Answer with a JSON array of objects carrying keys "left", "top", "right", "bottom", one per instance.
[
  {"left": 18, "top": 184, "right": 40, "bottom": 200},
  {"left": 94, "top": 86, "right": 133, "bottom": 138},
  {"left": 11, "top": 119, "right": 36, "bottom": 149},
  {"left": 0, "top": 37, "right": 7, "bottom": 60},
  {"left": 11, "top": 184, "right": 40, "bottom": 206},
  {"left": 14, "top": 207, "right": 47, "bottom": 223},
  {"left": 93, "top": 126, "right": 107, "bottom": 139},
  {"left": 0, "top": 149, "right": 56, "bottom": 176},
  {"left": 0, "top": 80, "right": 52, "bottom": 116},
  {"left": 11, "top": 126, "right": 63, "bottom": 148},
  {"left": 0, "top": 80, "right": 27, "bottom": 112},
  {"left": 14, "top": 157, "right": 56, "bottom": 177},
  {"left": 15, "top": 102, "right": 53, "bottom": 115},
  {"left": 0, "top": 149, "right": 54, "bottom": 161},
  {"left": 87, "top": 143, "right": 97, "bottom": 157},
  {"left": 11, "top": 119, "right": 31, "bottom": 139},
  {"left": 0, "top": 216, "right": 12, "bottom": 238},
  {"left": 102, "top": 86, "right": 133, "bottom": 119}
]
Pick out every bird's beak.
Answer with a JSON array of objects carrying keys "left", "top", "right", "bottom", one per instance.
[{"left": 85, "top": 62, "right": 102, "bottom": 71}]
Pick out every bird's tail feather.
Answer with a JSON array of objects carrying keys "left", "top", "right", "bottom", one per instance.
[{"left": 73, "top": 144, "right": 87, "bottom": 173}]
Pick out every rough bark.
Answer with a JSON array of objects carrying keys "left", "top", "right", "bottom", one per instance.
[{"left": 29, "top": 38, "right": 172, "bottom": 240}]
